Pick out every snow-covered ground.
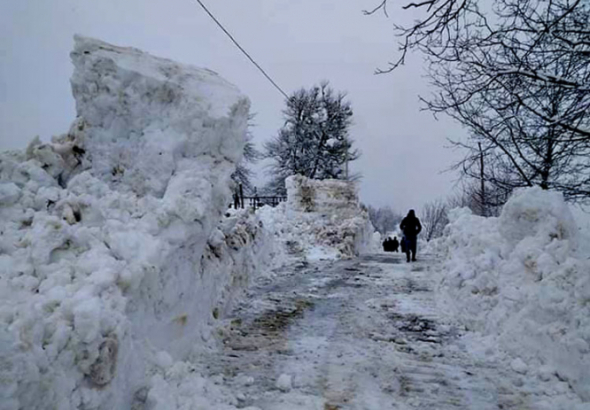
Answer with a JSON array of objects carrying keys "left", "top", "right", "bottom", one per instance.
[
  {"left": 191, "top": 187, "right": 589, "bottom": 409},
  {"left": 194, "top": 252, "right": 585, "bottom": 409}
]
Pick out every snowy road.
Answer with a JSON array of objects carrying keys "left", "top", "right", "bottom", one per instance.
[{"left": 196, "top": 254, "right": 547, "bottom": 409}]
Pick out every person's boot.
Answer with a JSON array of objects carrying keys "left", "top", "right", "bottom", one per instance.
[{"left": 406, "top": 253, "right": 410, "bottom": 263}]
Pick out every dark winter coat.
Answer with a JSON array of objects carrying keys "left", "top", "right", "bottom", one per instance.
[{"left": 400, "top": 210, "right": 422, "bottom": 239}]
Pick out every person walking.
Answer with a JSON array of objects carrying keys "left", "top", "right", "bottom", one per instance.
[{"left": 400, "top": 210, "right": 422, "bottom": 262}]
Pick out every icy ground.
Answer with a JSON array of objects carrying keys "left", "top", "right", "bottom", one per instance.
[{"left": 194, "top": 253, "right": 584, "bottom": 410}]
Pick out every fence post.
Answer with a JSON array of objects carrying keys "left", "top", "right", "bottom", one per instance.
[{"left": 239, "top": 184, "right": 244, "bottom": 209}]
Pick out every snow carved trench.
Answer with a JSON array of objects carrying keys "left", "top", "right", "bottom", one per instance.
[
  {"left": 201, "top": 254, "right": 585, "bottom": 410},
  {"left": 2, "top": 34, "right": 585, "bottom": 410}
]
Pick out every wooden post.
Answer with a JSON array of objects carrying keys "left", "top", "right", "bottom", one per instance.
[{"left": 239, "top": 184, "right": 244, "bottom": 209}]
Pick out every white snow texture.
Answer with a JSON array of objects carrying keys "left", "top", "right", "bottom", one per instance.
[
  {"left": 434, "top": 187, "right": 590, "bottom": 403},
  {"left": 0, "top": 37, "right": 377, "bottom": 410},
  {"left": 257, "top": 175, "right": 376, "bottom": 261},
  {"left": 0, "top": 36, "right": 256, "bottom": 410}
]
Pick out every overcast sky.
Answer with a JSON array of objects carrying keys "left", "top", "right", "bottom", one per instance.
[{"left": 0, "top": 0, "right": 465, "bottom": 212}]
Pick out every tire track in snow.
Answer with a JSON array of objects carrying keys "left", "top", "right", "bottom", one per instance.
[{"left": 199, "top": 254, "right": 536, "bottom": 409}]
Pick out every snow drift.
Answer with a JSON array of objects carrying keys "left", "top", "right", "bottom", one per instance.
[
  {"left": 0, "top": 36, "right": 271, "bottom": 410},
  {"left": 435, "top": 187, "right": 590, "bottom": 403},
  {"left": 258, "top": 175, "right": 376, "bottom": 261}
]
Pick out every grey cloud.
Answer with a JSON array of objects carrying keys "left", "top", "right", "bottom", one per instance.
[{"left": 0, "top": 0, "right": 465, "bottom": 211}]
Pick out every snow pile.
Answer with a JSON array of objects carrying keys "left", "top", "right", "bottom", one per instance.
[
  {"left": 286, "top": 174, "right": 358, "bottom": 213},
  {"left": 0, "top": 36, "right": 272, "bottom": 410},
  {"left": 202, "top": 208, "right": 281, "bottom": 317},
  {"left": 435, "top": 187, "right": 590, "bottom": 402},
  {"left": 137, "top": 361, "right": 261, "bottom": 410},
  {"left": 258, "top": 175, "right": 376, "bottom": 260}
]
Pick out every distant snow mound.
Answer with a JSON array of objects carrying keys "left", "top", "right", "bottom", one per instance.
[
  {"left": 258, "top": 175, "right": 375, "bottom": 261},
  {"left": 0, "top": 36, "right": 256, "bottom": 410},
  {"left": 499, "top": 187, "right": 578, "bottom": 247},
  {"left": 435, "top": 187, "right": 590, "bottom": 403},
  {"left": 286, "top": 174, "right": 358, "bottom": 213}
]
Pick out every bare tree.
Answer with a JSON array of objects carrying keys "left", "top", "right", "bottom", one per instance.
[
  {"left": 366, "top": 0, "right": 590, "bottom": 202},
  {"left": 422, "top": 200, "right": 449, "bottom": 241},
  {"left": 447, "top": 182, "right": 509, "bottom": 216},
  {"left": 264, "top": 82, "right": 360, "bottom": 195},
  {"left": 367, "top": 205, "right": 403, "bottom": 235}
]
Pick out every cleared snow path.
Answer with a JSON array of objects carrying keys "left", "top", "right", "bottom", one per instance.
[{"left": 196, "top": 254, "right": 554, "bottom": 409}]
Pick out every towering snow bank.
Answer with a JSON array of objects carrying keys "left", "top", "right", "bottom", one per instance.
[
  {"left": 435, "top": 187, "right": 590, "bottom": 402},
  {"left": 138, "top": 208, "right": 280, "bottom": 410},
  {"left": 258, "top": 175, "right": 376, "bottom": 260},
  {"left": 0, "top": 36, "right": 253, "bottom": 410},
  {"left": 69, "top": 36, "right": 247, "bottom": 197}
]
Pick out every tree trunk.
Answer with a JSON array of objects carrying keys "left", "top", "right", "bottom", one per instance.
[{"left": 478, "top": 143, "right": 486, "bottom": 217}]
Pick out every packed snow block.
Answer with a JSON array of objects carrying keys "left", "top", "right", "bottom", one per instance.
[
  {"left": 435, "top": 187, "right": 590, "bottom": 402},
  {"left": 258, "top": 175, "right": 375, "bottom": 260},
  {"left": 0, "top": 36, "right": 251, "bottom": 410},
  {"left": 286, "top": 174, "right": 358, "bottom": 213},
  {"left": 69, "top": 35, "right": 247, "bottom": 197}
]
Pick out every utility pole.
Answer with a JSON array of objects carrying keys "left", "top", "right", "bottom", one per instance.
[
  {"left": 478, "top": 142, "right": 486, "bottom": 217},
  {"left": 239, "top": 183, "right": 244, "bottom": 209}
]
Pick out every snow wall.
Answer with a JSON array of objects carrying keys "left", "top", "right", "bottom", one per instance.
[
  {"left": 434, "top": 187, "right": 590, "bottom": 402},
  {"left": 0, "top": 36, "right": 277, "bottom": 410},
  {"left": 258, "top": 175, "right": 377, "bottom": 261}
]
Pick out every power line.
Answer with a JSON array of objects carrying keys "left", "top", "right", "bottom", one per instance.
[{"left": 194, "top": 0, "right": 290, "bottom": 100}]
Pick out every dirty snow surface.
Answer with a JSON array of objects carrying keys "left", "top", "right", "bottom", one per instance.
[{"left": 198, "top": 253, "right": 584, "bottom": 410}]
